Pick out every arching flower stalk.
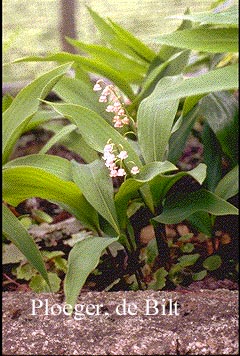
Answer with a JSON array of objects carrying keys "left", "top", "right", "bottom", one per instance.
[{"left": 93, "top": 79, "right": 135, "bottom": 129}]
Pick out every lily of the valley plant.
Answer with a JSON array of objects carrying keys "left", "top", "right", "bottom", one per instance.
[{"left": 2, "top": 3, "right": 238, "bottom": 309}]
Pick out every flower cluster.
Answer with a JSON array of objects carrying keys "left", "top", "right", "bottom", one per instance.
[
  {"left": 93, "top": 80, "right": 130, "bottom": 128},
  {"left": 103, "top": 141, "right": 140, "bottom": 178}
]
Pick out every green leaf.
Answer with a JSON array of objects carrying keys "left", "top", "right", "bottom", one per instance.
[
  {"left": 132, "top": 61, "right": 170, "bottom": 106},
  {"left": 87, "top": 7, "right": 117, "bottom": 43},
  {"left": 66, "top": 37, "right": 147, "bottom": 83},
  {"left": 30, "top": 272, "right": 61, "bottom": 293},
  {"left": 3, "top": 166, "right": 99, "bottom": 232},
  {"left": 180, "top": 95, "right": 204, "bottom": 117},
  {"left": 2, "top": 243, "right": 26, "bottom": 264},
  {"left": 109, "top": 19, "right": 156, "bottom": 63},
  {"left": 145, "top": 238, "right": 158, "bottom": 265},
  {"left": 202, "top": 122, "right": 222, "bottom": 191},
  {"left": 3, "top": 154, "right": 72, "bottom": 181},
  {"left": 64, "top": 236, "right": 118, "bottom": 309},
  {"left": 87, "top": 7, "right": 147, "bottom": 63},
  {"left": 178, "top": 233, "right": 194, "bottom": 242},
  {"left": 168, "top": 104, "right": 200, "bottom": 164},
  {"left": 160, "top": 50, "right": 190, "bottom": 78},
  {"left": 178, "top": 253, "right": 200, "bottom": 267},
  {"left": 144, "top": 64, "right": 238, "bottom": 101},
  {"left": 39, "top": 124, "right": 77, "bottom": 154},
  {"left": 2, "top": 94, "right": 13, "bottom": 112},
  {"left": 41, "top": 250, "right": 64, "bottom": 260},
  {"left": 2, "top": 204, "right": 50, "bottom": 287},
  {"left": 192, "top": 270, "right": 207, "bottom": 281},
  {"left": 45, "top": 102, "right": 154, "bottom": 214},
  {"left": 59, "top": 131, "right": 99, "bottom": 163},
  {"left": 53, "top": 76, "right": 110, "bottom": 118},
  {"left": 203, "top": 255, "right": 222, "bottom": 271},
  {"left": 14, "top": 53, "right": 135, "bottom": 100},
  {"left": 15, "top": 263, "right": 36, "bottom": 281},
  {"left": 155, "top": 28, "right": 238, "bottom": 53},
  {"left": 168, "top": 5, "right": 238, "bottom": 26},
  {"left": 19, "top": 216, "right": 33, "bottom": 228},
  {"left": 133, "top": 50, "right": 190, "bottom": 106},
  {"left": 115, "top": 161, "right": 178, "bottom": 227},
  {"left": 45, "top": 102, "right": 142, "bottom": 168},
  {"left": 168, "top": 263, "right": 184, "bottom": 281},
  {"left": 2, "top": 62, "right": 72, "bottom": 164},
  {"left": 25, "top": 110, "right": 61, "bottom": 132},
  {"left": 180, "top": 243, "right": 195, "bottom": 253},
  {"left": 199, "top": 91, "right": 238, "bottom": 164},
  {"left": 72, "top": 160, "right": 120, "bottom": 235},
  {"left": 32, "top": 209, "right": 53, "bottom": 224},
  {"left": 215, "top": 165, "right": 239, "bottom": 200},
  {"left": 138, "top": 75, "right": 183, "bottom": 163},
  {"left": 148, "top": 267, "right": 168, "bottom": 290},
  {"left": 116, "top": 161, "right": 177, "bottom": 194},
  {"left": 187, "top": 211, "right": 213, "bottom": 236},
  {"left": 154, "top": 189, "right": 238, "bottom": 225},
  {"left": 54, "top": 256, "right": 68, "bottom": 273},
  {"left": 72, "top": 63, "right": 91, "bottom": 83},
  {"left": 150, "top": 163, "right": 207, "bottom": 205}
]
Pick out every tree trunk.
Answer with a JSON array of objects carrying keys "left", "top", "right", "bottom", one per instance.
[{"left": 59, "top": 0, "right": 78, "bottom": 53}]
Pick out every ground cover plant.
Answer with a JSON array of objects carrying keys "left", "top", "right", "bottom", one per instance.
[{"left": 2, "top": 2, "right": 238, "bottom": 310}]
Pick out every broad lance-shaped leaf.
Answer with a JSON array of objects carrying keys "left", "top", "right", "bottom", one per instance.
[
  {"left": 46, "top": 101, "right": 155, "bottom": 213},
  {"left": 154, "top": 189, "right": 238, "bottom": 225},
  {"left": 215, "top": 165, "right": 239, "bottom": 201},
  {"left": 168, "top": 5, "right": 238, "bottom": 26},
  {"left": 168, "top": 94, "right": 204, "bottom": 165},
  {"left": 168, "top": 103, "right": 200, "bottom": 164},
  {"left": 39, "top": 124, "right": 77, "bottom": 154},
  {"left": 180, "top": 163, "right": 238, "bottom": 235},
  {"left": 202, "top": 122, "right": 222, "bottom": 192},
  {"left": 13, "top": 53, "right": 134, "bottom": 100},
  {"left": 60, "top": 131, "right": 99, "bottom": 164},
  {"left": 53, "top": 76, "right": 110, "bottom": 119},
  {"left": 132, "top": 50, "right": 190, "bottom": 107},
  {"left": 2, "top": 62, "right": 72, "bottom": 164},
  {"left": 72, "top": 160, "right": 120, "bottom": 235},
  {"left": 64, "top": 236, "right": 118, "bottom": 309},
  {"left": 115, "top": 162, "right": 206, "bottom": 227},
  {"left": 154, "top": 28, "right": 238, "bottom": 53},
  {"left": 149, "top": 163, "right": 207, "bottom": 205},
  {"left": 2, "top": 94, "right": 13, "bottom": 112},
  {"left": 45, "top": 101, "right": 141, "bottom": 166},
  {"left": 25, "top": 110, "right": 62, "bottom": 132},
  {"left": 3, "top": 166, "right": 99, "bottom": 232},
  {"left": 3, "top": 154, "right": 72, "bottom": 181},
  {"left": 199, "top": 91, "right": 238, "bottom": 164},
  {"left": 115, "top": 161, "right": 177, "bottom": 227},
  {"left": 2, "top": 204, "right": 50, "bottom": 288},
  {"left": 66, "top": 37, "right": 147, "bottom": 83},
  {"left": 144, "top": 64, "right": 238, "bottom": 101},
  {"left": 137, "top": 75, "right": 183, "bottom": 163},
  {"left": 187, "top": 211, "right": 213, "bottom": 236},
  {"left": 109, "top": 19, "right": 156, "bottom": 63},
  {"left": 87, "top": 7, "right": 155, "bottom": 64}
]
